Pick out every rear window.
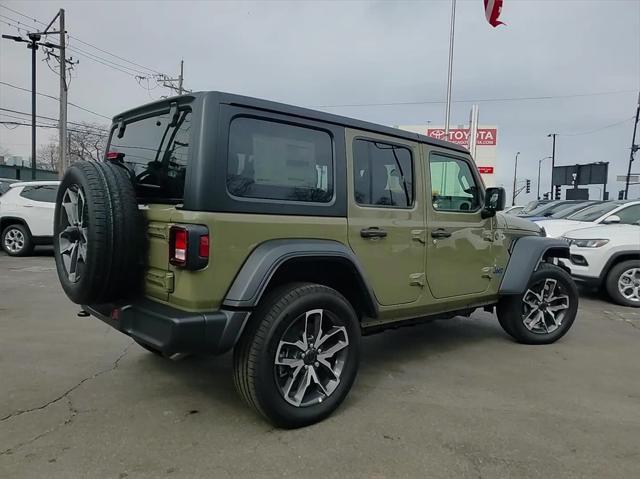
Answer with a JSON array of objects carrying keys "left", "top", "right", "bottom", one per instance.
[
  {"left": 227, "top": 117, "right": 333, "bottom": 203},
  {"left": 108, "top": 109, "right": 191, "bottom": 202},
  {"left": 19, "top": 185, "right": 58, "bottom": 203}
]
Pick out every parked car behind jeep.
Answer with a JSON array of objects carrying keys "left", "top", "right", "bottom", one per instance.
[{"left": 53, "top": 92, "right": 578, "bottom": 428}]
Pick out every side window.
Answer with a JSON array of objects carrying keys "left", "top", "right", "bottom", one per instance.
[
  {"left": 227, "top": 117, "right": 333, "bottom": 203},
  {"left": 352, "top": 139, "right": 413, "bottom": 208},
  {"left": 19, "top": 185, "right": 58, "bottom": 203},
  {"left": 429, "top": 154, "right": 480, "bottom": 212},
  {"left": 616, "top": 205, "right": 640, "bottom": 224}
]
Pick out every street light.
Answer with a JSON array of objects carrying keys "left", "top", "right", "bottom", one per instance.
[
  {"left": 547, "top": 133, "right": 557, "bottom": 194},
  {"left": 537, "top": 156, "right": 552, "bottom": 200},
  {"left": 511, "top": 151, "right": 520, "bottom": 206}
]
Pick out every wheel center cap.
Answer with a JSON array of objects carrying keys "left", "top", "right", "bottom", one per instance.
[{"left": 303, "top": 349, "right": 318, "bottom": 365}]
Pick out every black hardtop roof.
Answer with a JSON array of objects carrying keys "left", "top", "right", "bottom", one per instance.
[{"left": 114, "top": 91, "right": 469, "bottom": 154}]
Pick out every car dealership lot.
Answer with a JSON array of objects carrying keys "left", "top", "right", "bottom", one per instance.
[{"left": 1, "top": 252, "right": 639, "bottom": 479}]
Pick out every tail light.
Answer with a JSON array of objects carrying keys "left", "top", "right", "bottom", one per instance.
[{"left": 169, "top": 225, "right": 209, "bottom": 270}]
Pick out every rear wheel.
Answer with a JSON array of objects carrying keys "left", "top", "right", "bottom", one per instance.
[
  {"left": 497, "top": 263, "right": 578, "bottom": 344},
  {"left": 606, "top": 260, "right": 640, "bottom": 307},
  {"left": 233, "top": 283, "right": 360, "bottom": 428},
  {"left": 1, "top": 224, "right": 33, "bottom": 256}
]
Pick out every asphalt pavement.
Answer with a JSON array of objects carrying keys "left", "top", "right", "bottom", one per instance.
[{"left": 1, "top": 250, "right": 639, "bottom": 478}]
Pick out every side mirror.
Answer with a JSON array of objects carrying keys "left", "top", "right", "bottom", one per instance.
[
  {"left": 602, "top": 214, "right": 621, "bottom": 224},
  {"left": 481, "top": 187, "right": 506, "bottom": 219}
]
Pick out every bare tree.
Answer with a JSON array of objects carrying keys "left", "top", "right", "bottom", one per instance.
[
  {"left": 67, "top": 123, "right": 109, "bottom": 164},
  {"left": 37, "top": 141, "right": 59, "bottom": 171}
]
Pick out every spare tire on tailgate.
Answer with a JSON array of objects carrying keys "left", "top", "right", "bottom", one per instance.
[{"left": 53, "top": 160, "right": 145, "bottom": 305}]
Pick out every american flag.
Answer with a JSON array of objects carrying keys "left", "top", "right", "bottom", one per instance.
[{"left": 484, "top": 0, "right": 505, "bottom": 27}]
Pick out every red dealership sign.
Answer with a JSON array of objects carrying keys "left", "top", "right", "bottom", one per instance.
[
  {"left": 478, "top": 166, "right": 494, "bottom": 174},
  {"left": 426, "top": 128, "right": 498, "bottom": 147}
]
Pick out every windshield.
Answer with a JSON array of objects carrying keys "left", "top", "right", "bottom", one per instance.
[
  {"left": 521, "top": 200, "right": 547, "bottom": 213},
  {"left": 550, "top": 202, "right": 598, "bottom": 219},
  {"left": 524, "top": 201, "right": 573, "bottom": 217},
  {"left": 108, "top": 108, "right": 191, "bottom": 202},
  {"left": 566, "top": 202, "right": 620, "bottom": 222}
]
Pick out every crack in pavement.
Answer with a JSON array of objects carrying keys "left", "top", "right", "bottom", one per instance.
[{"left": 0, "top": 342, "right": 133, "bottom": 424}]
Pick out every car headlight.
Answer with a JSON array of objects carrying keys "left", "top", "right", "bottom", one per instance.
[{"left": 563, "top": 238, "right": 609, "bottom": 248}]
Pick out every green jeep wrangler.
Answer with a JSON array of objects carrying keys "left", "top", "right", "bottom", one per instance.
[{"left": 53, "top": 91, "right": 578, "bottom": 428}]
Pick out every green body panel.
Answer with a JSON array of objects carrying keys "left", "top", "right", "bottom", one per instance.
[
  {"left": 345, "top": 129, "right": 425, "bottom": 306},
  {"left": 143, "top": 207, "right": 348, "bottom": 312},
  {"left": 140, "top": 134, "right": 541, "bottom": 325}
]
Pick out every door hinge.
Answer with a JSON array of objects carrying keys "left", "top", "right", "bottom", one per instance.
[
  {"left": 411, "top": 229, "right": 426, "bottom": 244},
  {"left": 146, "top": 270, "right": 175, "bottom": 293},
  {"left": 409, "top": 272, "right": 426, "bottom": 287}
]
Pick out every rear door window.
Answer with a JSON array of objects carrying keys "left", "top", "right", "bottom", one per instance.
[
  {"left": 19, "top": 185, "right": 58, "bottom": 203},
  {"left": 352, "top": 139, "right": 413, "bottom": 208},
  {"left": 108, "top": 109, "right": 191, "bottom": 202},
  {"left": 227, "top": 117, "right": 333, "bottom": 203}
]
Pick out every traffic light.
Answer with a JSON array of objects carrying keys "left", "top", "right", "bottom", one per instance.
[
  {"left": 525, "top": 179, "right": 531, "bottom": 194},
  {"left": 554, "top": 185, "right": 561, "bottom": 200}
]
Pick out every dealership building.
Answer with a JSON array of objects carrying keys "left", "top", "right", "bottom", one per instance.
[{"left": 397, "top": 124, "right": 499, "bottom": 187}]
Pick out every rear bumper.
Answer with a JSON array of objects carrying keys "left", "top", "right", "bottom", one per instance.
[{"left": 84, "top": 299, "right": 250, "bottom": 355}]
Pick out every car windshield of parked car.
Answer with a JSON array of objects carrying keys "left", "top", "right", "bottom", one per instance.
[
  {"left": 521, "top": 200, "right": 545, "bottom": 213},
  {"left": 0, "top": 181, "right": 12, "bottom": 195},
  {"left": 550, "top": 202, "right": 596, "bottom": 219},
  {"left": 566, "top": 202, "right": 621, "bottom": 222},
  {"left": 523, "top": 201, "right": 568, "bottom": 216}
]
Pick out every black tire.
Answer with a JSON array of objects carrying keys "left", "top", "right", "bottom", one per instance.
[
  {"left": 497, "top": 263, "right": 579, "bottom": 345},
  {"left": 53, "top": 161, "right": 144, "bottom": 304},
  {"left": 1, "top": 223, "right": 34, "bottom": 256},
  {"left": 233, "top": 283, "right": 360, "bottom": 428},
  {"left": 605, "top": 260, "right": 640, "bottom": 308}
]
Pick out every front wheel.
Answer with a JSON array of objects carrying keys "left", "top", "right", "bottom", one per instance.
[
  {"left": 233, "top": 283, "right": 360, "bottom": 428},
  {"left": 1, "top": 224, "right": 33, "bottom": 256},
  {"left": 606, "top": 260, "right": 640, "bottom": 307},
  {"left": 497, "top": 263, "right": 578, "bottom": 344}
]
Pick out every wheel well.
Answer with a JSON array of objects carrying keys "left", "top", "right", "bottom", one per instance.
[
  {"left": 542, "top": 246, "right": 570, "bottom": 261},
  {"left": 262, "top": 257, "right": 377, "bottom": 320},
  {"left": 0, "top": 217, "right": 29, "bottom": 235},
  {"left": 602, "top": 253, "right": 640, "bottom": 279}
]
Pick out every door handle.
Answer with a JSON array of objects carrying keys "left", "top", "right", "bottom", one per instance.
[
  {"left": 360, "top": 227, "right": 387, "bottom": 239},
  {"left": 23, "top": 204, "right": 34, "bottom": 208},
  {"left": 431, "top": 228, "right": 451, "bottom": 239}
]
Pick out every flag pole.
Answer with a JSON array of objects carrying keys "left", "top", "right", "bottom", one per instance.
[{"left": 444, "top": 0, "right": 456, "bottom": 136}]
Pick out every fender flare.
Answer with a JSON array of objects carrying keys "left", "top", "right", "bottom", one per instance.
[
  {"left": 499, "top": 236, "right": 570, "bottom": 295},
  {"left": 222, "top": 238, "right": 378, "bottom": 316}
]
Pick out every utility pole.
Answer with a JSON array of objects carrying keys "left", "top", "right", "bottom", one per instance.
[
  {"left": 58, "top": 9, "right": 67, "bottom": 177},
  {"left": 537, "top": 156, "right": 552, "bottom": 200},
  {"left": 511, "top": 151, "right": 520, "bottom": 205},
  {"left": 157, "top": 60, "right": 188, "bottom": 96},
  {"left": 548, "top": 133, "right": 557, "bottom": 194},
  {"left": 444, "top": 0, "right": 456, "bottom": 136},
  {"left": 624, "top": 92, "right": 640, "bottom": 200}
]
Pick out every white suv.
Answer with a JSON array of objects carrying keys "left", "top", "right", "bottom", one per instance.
[
  {"left": 0, "top": 181, "right": 60, "bottom": 256},
  {"left": 536, "top": 200, "right": 640, "bottom": 238},
  {"left": 562, "top": 223, "right": 640, "bottom": 307}
]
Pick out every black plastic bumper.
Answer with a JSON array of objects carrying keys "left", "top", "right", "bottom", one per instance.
[{"left": 84, "top": 299, "right": 250, "bottom": 355}]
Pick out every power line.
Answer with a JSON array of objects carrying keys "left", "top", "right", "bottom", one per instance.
[
  {"left": 312, "top": 90, "right": 638, "bottom": 108},
  {"left": 0, "top": 4, "right": 165, "bottom": 76},
  {"left": 1, "top": 120, "right": 109, "bottom": 138},
  {"left": 0, "top": 107, "right": 109, "bottom": 131},
  {"left": 558, "top": 116, "right": 635, "bottom": 137},
  {"left": 0, "top": 80, "right": 111, "bottom": 119}
]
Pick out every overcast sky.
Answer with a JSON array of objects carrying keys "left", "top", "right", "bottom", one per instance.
[{"left": 1, "top": 0, "right": 639, "bottom": 201}]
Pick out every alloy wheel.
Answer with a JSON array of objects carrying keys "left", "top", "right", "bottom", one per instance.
[
  {"left": 274, "top": 308, "right": 349, "bottom": 407},
  {"left": 617, "top": 268, "right": 640, "bottom": 303},
  {"left": 4, "top": 228, "right": 25, "bottom": 254},
  {"left": 522, "top": 278, "right": 570, "bottom": 334},
  {"left": 58, "top": 185, "right": 88, "bottom": 283}
]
